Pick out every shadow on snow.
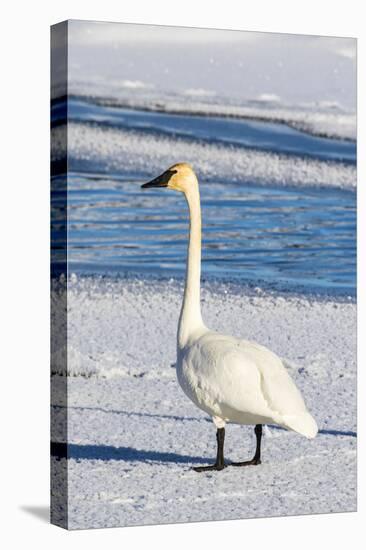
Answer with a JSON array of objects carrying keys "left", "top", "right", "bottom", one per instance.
[{"left": 51, "top": 441, "right": 209, "bottom": 465}]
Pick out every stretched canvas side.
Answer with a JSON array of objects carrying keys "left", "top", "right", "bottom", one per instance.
[{"left": 50, "top": 20, "right": 68, "bottom": 530}]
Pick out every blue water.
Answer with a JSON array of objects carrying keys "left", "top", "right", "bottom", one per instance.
[{"left": 51, "top": 97, "right": 356, "bottom": 296}]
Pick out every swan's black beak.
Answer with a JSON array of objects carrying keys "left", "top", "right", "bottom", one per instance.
[{"left": 141, "top": 169, "right": 177, "bottom": 189}]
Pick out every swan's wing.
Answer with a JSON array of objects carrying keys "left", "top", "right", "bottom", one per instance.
[
  {"left": 237, "top": 341, "right": 306, "bottom": 411},
  {"left": 233, "top": 339, "right": 317, "bottom": 436},
  {"left": 186, "top": 333, "right": 317, "bottom": 436}
]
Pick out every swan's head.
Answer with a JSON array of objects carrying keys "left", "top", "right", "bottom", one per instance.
[{"left": 141, "top": 163, "right": 197, "bottom": 194}]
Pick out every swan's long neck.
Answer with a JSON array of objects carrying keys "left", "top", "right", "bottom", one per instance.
[{"left": 178, "top": 183, "right": 204, "bottom": 349}]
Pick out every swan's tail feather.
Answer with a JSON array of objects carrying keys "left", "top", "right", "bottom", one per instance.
[{"left": 282, "top": 412, "right": 318, "bottom": 438}]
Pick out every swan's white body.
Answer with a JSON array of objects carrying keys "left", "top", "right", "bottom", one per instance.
[
  {"left": 177, "top": 330, "right": 317, "bottom": 437},
  {"left": 144, "top": 163, "right": 317, "bottom": 441}
]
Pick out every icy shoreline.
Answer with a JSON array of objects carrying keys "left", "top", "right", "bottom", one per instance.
[
  {"left": 67, "top": 91, "right": 357, "bottom": 141},
  {"left": 52, "top": 122, "right": 356, "bottom": 191},
  {"left": 51, "top": 276, "right": 356, "bottom": 529}
]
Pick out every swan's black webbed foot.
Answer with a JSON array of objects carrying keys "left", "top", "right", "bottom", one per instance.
[
  {"left": 193, "top": 462, "right": 228, "bottom": 473},
  {"left": 230, "top": 458, "right": 261, "bottom": 467}
]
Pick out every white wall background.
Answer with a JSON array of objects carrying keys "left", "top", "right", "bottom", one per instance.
[{"left": 1, "top": 1, "right": 364, "bottom": 549}]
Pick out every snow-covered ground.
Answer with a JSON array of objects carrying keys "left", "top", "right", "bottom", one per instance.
[{"left": 51, "top": 276, "right": 356, "bottom": 529}]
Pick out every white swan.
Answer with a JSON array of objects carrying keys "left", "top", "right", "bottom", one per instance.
[{"left": 142, "top": 163, "right": 317, "bottom": 472}]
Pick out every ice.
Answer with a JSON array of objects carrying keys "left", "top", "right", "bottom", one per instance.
[
  {"left": 68, "top": 83, "right": 356, "bottom": 141},
  {"left": 51, "top": 122, "right": 355, "bottom": 190}
]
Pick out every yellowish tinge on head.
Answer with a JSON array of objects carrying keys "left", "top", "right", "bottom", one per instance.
[{"left": 166, "top": 163, "right": 198, "bottom": 193}]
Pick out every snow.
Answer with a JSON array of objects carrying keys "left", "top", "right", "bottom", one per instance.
[
  {"left": 51, "top": 123, "right": 356, "bottom": 190},
  {"left": 67, "top": 21, "right": 356, "bottom": 112},
  {"left": 113, "top": 96, "right": 356, "bottom": 141},
  {"left": 67, "top": 84, "right": 357, "bottom": 140},
  {"left": 51, "top": 276, "right": 356, "bottom": 529},
  {"left": 65, "top": 20, "right": 356, "bottom": 142}
]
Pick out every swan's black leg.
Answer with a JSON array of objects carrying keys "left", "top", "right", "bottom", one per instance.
[
  {"left": 231, "top": 424, "right": 262, "bottom": 467},
  {"left": 193, "top": 427, "right": 227, "bottom": 472}
]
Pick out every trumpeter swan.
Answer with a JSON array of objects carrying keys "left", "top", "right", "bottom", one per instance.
[{"left": 142, "top": 163, "right": 317, "bottom": 472}]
